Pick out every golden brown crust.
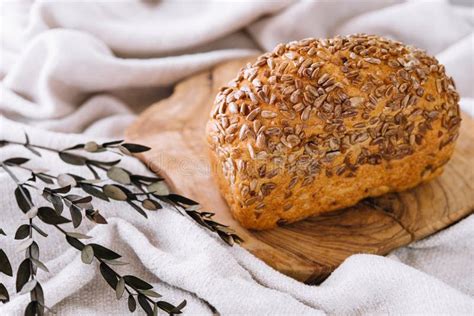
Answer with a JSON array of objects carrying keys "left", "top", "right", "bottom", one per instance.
[{"left": 206, "top": 34, "right": 461, "bottom": 230}]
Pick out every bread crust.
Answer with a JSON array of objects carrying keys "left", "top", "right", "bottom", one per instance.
[{"left": 206, "top": 34, "right": 461, "bottom": 230}]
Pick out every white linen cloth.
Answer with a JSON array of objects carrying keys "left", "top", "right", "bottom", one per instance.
[{"left": 1, "top": 0, "right": 473, "bottom": 314}]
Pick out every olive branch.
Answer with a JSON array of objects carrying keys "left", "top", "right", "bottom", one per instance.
[{"left": 0, "top": 135, "right": 242, "bottom": 315}]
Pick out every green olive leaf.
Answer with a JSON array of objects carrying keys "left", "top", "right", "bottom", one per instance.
[
  {"left": 90, "top": 244, "right": 121, "bottom": 260},
  {"left": 147, "top": 181, "right": 169, "bottom": 196},
  {"left": 123, "top": 275, "right": 152, "bottom": 290},
  {"left": 103, "top": 185, "right": 128, "bottom": 201},
  {"left": 128, "top": 295, "right": 136, "bottom": 312},
  {"left": 99, "top": 263, "right": 118, "bottom": 289},
  {"left": 66, "top": 236, "right": 85, "bottom": 251},
  {"left": 127, "top": 201, "right": 148, "bottom": 218},
  {"left": 14, "top": 186, "right": 32, "bottom": 213},
  {"left": 102, "top": 140, "right": 124, "bottom": 147},
  {"left": 30, "top": 283, "right": 45, "bottom": 314},
  {"left": 19, "top": 279, "right": 37, "bottom": 295},
  {"left": 72, "top": 195, "right": 93, "bottom": 209},
  {"left": 139, "top": 289, "right": 162, "bottom": 298},
  {"left": 156, "top": 300, "right": 179, "bottom": 314},
  {"left": 14, "top": 224, "right": 30, "bottom": 240},
  {"left": 102, "top": 259, "right": 128, "bottom": 266},
  {"left": 3, "top": 157, "right": 29, "bottom": 165},
  {"left": 118, "top": 145, "right": 131, "bottom": 156},
  {"left": 29, "top": 242, "right": 39, "bottom": 261},
  {"left": 66, "top": 232, "right": 92, "bottom": 239},
  {"left": 137, "top": 294, "right": 153, "bottom": 315},
  {"left": 130, "top": 174, "right": 163, "bottom": 182},
  {"left": 81, "top": 245, "right": 94, "bottom": 264},
  {"left": 0, "top": 283, "right": 9, "bottom": 303},
  {"left": 35, "top": 173, "right": 54, "bottom": 184},
  {"left": 81, "top": 184, "right": 109, "bottom": 201},
  {"left": 166, "top": 194, "right": 199, "bottom": 206},
  {"left": 57, "top": 174, "right": 77, "bottom": 187},
  {"left": 116, "top": 277, "right": 125, "bottom": 300},
  {"left": 121, "top": 143, "right": 150, "bottom": 153},
  {"left": 171, "top": 300, "right": 187, "bottom": 314},
  {"left": 51, "top": 185, "right": 71, "bottom": 194},
  {"left": 24, "top": 300, "right": 37, "bottom": 316},
  {"left": 107, "top": 167, "right": 131, "bottom": 185},
  {"left": 89, "top": 159, "right": 121, "bottom": 167},
  {"left": 30, "top": 258, "right": 49, "bottom": 272},
  {"left": 51, "top": 194, "right": 63, "bottom": 214},
  {"left": 37, "top": 207, "right": 71, "bottom": 225},
  {"left": 69, "top": 205, "right": 83, "bottom": 228},
  {"left": 16, "top": 258, "right": 31, "bottom": 292},
  {"left": 142, "top": 199, "right": 162, "bottom": 210},
  {"left": 63, "top": 143, "right": 85, "bottom": 151},
  {"left": 16, "top": 238, "right": 33, "bottom": 252},
  {"left": 58, "top": 152, "right": 87, "bottom": 166},
  {"left": 84, "top": 141, "right": 99, "bottom": 152},
  {"left": 86, "top": 210, "right": 108, "bottom": 224},
  {"left": 0, "top": 249, "right": 13, "bottom": 276}
]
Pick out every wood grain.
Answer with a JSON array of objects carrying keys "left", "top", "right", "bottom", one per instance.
[{"left": 126, "top": 57, "right": 474, "bottom": 284}]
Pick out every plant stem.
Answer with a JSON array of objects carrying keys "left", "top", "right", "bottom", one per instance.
[
  {"left": 89, "top": 163, "right": 107, "bottom": 171},
  {"left": 131, "top": 192, "right": 152, "bottom": 197},
  {"left": 1, "top": 163, "right": 22, "bottom": 183},
  {"left": 1, "top": 163, "right": 37, "bottom": 293},
  {"left": 2, "top": 140, "right": 61, "bottom": 154},
  {"left": 53, "top": 224, "right": 158, "bottom": 308}
]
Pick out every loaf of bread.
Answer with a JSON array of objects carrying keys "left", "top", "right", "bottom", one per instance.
[{"left": 206, "top": 34, "right": 461, "bottom": 230}]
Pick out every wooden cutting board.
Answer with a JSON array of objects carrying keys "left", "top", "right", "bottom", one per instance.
[{"left": 126, "top": 57, "right": 474, "bottom": 284}]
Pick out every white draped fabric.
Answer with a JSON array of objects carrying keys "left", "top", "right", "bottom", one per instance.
[{"left": 1, "top": 1, "right": 473, "bottom": 314}]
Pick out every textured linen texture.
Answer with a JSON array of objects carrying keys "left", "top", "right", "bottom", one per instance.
[{"left": 0, "top": 0, "right": 473, "bottom": 314}]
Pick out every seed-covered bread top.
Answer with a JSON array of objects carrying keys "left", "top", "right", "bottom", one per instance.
[{"left": 206, "top": 34, "right": 461, "bottom": 230}]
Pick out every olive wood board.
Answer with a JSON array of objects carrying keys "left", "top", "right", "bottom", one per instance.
[{"left": 126, "top": 57, "right": 474, "bottom": 284}]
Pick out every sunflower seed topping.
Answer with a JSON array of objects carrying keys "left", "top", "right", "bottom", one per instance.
[
  {"left": 207, "top": 34, "right": 461, "bottom": 220},
  {"left": 256, "top": 133, "right": 267, "bottom": 149},
  {"left": 261, "top": 111, "right": 278, "bottom": 119}
]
